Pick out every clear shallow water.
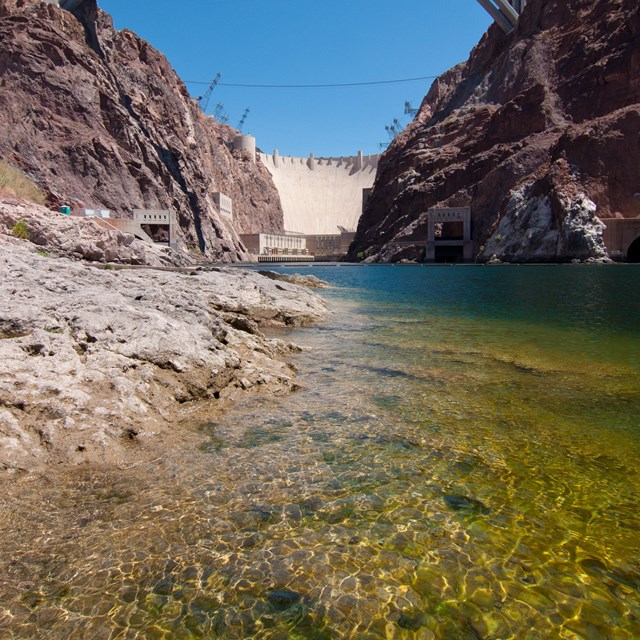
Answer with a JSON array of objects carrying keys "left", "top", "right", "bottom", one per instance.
[{"left": 1, "top": 265, "right": 639, "bottom": 639}]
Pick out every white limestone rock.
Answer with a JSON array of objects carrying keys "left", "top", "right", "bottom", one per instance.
[
  {"left": 0, "top": 236, "right": 327, "bottom": 472},
  {"left": 478, "top": 184, "right": 610, "bottom": 263}
]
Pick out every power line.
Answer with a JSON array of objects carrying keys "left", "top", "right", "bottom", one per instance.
[{"left": 183, "top": 75, "right": 439, "bottom": 89}]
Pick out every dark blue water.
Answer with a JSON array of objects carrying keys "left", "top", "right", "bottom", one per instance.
[{"left": 277, "top": 263, "right": 640, "bottom": 351}]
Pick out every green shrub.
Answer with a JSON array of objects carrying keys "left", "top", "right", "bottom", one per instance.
[
  {"left": 45, "top": 327, "right": 63, "bottom": 334},
  {"left": 11, "top": 220, "right": 29, "bottom": 240},
  {"left": 0, "top": 160, "right": 46, "bottom": 205}
]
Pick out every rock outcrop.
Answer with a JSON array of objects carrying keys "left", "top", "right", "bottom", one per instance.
[
  {"left": 0, "top": 0, "right": 284, "bottom": 261},
  {"left": 0, "top": 232, "right": 327, "bottom": 472},
  {"left": 0, "top": 197, "right": 194, "bottom": 265},
  {"left": 350, "top": 0, "right": 639, "bottom": 262}
]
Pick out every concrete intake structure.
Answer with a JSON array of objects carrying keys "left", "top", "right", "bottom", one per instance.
[
  {"left": 232, "top": 135, "right": 256, "bottom": 163},
  {"left": 259, "top": 151, "right": 379, "bottom": 235},
  {"left": 425, "top": 207, "right": 473, "bottom": 262}
]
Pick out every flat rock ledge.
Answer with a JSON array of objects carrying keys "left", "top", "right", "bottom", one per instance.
[{"left": 0, "top": 237, "right": 327, "bottom": 473}]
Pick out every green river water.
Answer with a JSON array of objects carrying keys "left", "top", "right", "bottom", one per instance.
[{"left": 1, "top": 265, "right": 639, "bottom": 639}]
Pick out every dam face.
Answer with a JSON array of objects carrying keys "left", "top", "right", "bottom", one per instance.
[{"left": 259, "top": 151, "right": 379, "bottom": 235}]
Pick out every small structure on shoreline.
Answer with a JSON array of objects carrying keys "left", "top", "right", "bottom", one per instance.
[
  {"left": 240, "top": 233, "right": 312, "bottom": 262},
  {"left": 71, "top": 208, "right": 178, "bottom": 251},
  {"left": 425, "top": 207, "right": 473, "bottom": 262}
]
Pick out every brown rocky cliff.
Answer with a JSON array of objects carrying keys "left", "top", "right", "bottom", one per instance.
[
  {"left": 0, "top": 0, "right": 284, "bottom": 261},
  {"left": 350, "top": 0, "right": 639, "bottom": 262}
]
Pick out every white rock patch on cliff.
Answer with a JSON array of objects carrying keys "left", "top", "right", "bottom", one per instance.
[{"left": 479, "top": 184, "right": 609, "bottom": 262}]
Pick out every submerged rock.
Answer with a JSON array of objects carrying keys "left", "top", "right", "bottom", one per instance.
[
  {"left": 152, "top": 579, "right": 174, "bottom": 597},
  {"left": 397, "top": 610, "right": 427, "bottom": 631},
  {"left": 443, "top": 494, "right": 490, "bottom": 515},
  {"left": 267, "top": 589, "right": 302, "bottom": 611}
]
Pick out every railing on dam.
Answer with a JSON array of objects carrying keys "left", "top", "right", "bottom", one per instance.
[
  {"left": 256, "top": 255, "right": 313, "bottom": 263},
  {"left": 258, "top": 150, "right": 380, "bottom": 173}
]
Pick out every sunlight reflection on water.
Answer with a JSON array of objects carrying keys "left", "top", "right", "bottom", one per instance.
[{"left": 1, "top": 265, "right": 639, "bottom": 639}]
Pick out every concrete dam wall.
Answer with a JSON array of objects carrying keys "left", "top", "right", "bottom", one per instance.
[{"left": 259, "top": 151, "right": 380, "bottom": 235}]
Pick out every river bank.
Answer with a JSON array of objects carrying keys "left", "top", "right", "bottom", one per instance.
[{"left": 0, "top": 220, "right": 327, "bottom": 473}]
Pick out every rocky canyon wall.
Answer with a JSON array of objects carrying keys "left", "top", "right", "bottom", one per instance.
[
  {"left": 0, "top": 0, "right": 284, "bottom": 261},
  {"left": 350, "top": 0, "right": 639, "bottom": 262}
]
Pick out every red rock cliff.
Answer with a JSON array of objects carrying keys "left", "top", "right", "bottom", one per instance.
[
  {"left": 350, "top": 0, "right": 639, "bottom": 262},
  {"left": 0, "top": 0, "right": 284, "bottom": 261}
]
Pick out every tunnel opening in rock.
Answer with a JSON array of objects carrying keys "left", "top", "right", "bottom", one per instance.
[
  {"left": 141, "top": 224, "right": 170, "bottom": 244},
  {"left": 626, "top": 236, "right": 640, "bottom": 262},
  {"left": 434, "top": 245, "right": 465, "bottom": 263}
]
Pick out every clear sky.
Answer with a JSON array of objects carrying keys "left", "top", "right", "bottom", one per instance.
[{"left": 99, "top": 0, "right": 492, "bottom": 158}]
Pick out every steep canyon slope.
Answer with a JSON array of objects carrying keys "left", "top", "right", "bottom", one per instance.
[
  {"left": 351, "top": 0, "right": 639, "bottom": 262},
  {"left": 0, "top": 0, "right": 283, "bottom": 261}
]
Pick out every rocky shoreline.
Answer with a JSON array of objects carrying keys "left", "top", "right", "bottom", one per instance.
[{"left": 0, "top": 202, "right": 327, "bottom": 473}]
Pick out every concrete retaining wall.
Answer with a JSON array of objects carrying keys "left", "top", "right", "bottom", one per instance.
[
  {"left": 601, "top": 218, "right": 640, "bottom": 260},
  {"left": 259, "top": 151, "right": 379, "bottom": 235}
]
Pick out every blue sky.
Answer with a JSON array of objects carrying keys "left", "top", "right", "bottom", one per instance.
[{"left": 99, "top": 0, "right": 492, "bottom": 158}]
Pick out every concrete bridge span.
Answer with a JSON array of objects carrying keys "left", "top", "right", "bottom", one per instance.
[
  {"left": 475, "top": 0, "right": 527, "bottom": 33},
  {"left": 259, "top": 151, "right": 379, "bottom": 235}
]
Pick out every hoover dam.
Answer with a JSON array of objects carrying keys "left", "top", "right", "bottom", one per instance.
[{"left": 258, "top": 150, "right": 379, "bottom": 235}]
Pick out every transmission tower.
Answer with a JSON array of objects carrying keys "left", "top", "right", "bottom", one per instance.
[
  {"left": 385, "top": 118, "right": 403, "bottom": 140},
  {"left": 237, "top": 108, "right": 250, "bottom": 132},
  {"left": 213, "top": 102, "right": 229, "bottom": 124},
  {"left": 197, "top": 72, "right": 221, "bottom": 114},
  {"left": 404, "top": 101, "right": 419, "bottom": 116}
]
